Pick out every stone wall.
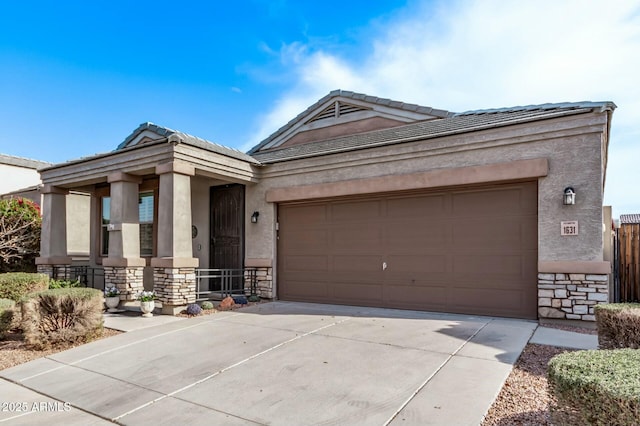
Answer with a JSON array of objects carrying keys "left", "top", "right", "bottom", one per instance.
[
  {"left": 538, "top": 273, "right": 609, "bottom": 321},
  {"left": 104, "top": 266, "right": 144, "bottom": 301},
  {"left": 245, "top": 267, "right": 273, "bottom": 299},
  {"left": 37, "top": 264, "right": 70, "bottom": 280},
  {"left": 154, "top": 267, "right": 196, "bottom": 306}
]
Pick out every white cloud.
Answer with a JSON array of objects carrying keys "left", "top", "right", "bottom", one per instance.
[{"left": 246, "top": 0, "right": 640, "bottom": 214}]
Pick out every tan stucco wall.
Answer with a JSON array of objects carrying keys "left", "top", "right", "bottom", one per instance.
[
  {"left": 191, "top": 176, "right": 211, "bottom": 269},
  {"left": 66, "top": 192, "right": 90, "bottom": 256},
  {"left": 247, "top": 112, "right": 609, "bottom": 268}
]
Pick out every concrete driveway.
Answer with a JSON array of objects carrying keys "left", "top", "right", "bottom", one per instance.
[{"left": 0, "top": 302, "right": 536, "bottom": 425}]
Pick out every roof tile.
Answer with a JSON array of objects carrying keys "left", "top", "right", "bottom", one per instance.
[{"left": 620, "top": 214, "right": 640, "bottom": 224}]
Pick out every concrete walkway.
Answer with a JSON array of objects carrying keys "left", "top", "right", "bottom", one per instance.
[
  {"left": 0, "top": 302, "right": 578, "bottom": 425},
  {"left": 530, "top": 326, "right": 598, "bottom": 350}
]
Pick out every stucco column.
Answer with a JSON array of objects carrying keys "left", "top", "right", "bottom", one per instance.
[
  {"left": 36, "top": 185, "right": 72, "bottom": 278},
  {"left": 151, "top": 161, "right": 199, "bottom": 314},
  {"left": 103, "top": 172, "right": 145, "bottom": 301}
]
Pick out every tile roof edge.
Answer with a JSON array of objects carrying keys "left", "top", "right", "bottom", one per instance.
[
  {"left": 0, "top": 153, "right": 52, "bottom": 169},
  {"left": 619, "top": 214, "right": 640, "bottom": 224},
  {"left": 455, "top": 101, "right": 616, "bottom": 116}
]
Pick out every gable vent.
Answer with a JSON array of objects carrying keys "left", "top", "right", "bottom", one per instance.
[{"left": 308, "top": 101, "right": 370, "bottom": 124}]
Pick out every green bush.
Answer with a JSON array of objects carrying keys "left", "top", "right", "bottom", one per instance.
[
  {"left": 21, "top": 287, "right": 103, "bottom": 350},
  {"left": 0, "top": 272, "right": 49, "bottom": 301},
  {"left": 595, "top": 303, "right": 640, "bottom": 349},
  {"left": 548, "top": 349, "right": 640, "bottom": 425},
  {"left": 48, "top": 279, "right": 82, "bottom": 289},
  {"left": 200, "top": 301, "right": 214, "bottom": 310},
  {"left": 0, "top": 298, "right": 16, "bottom": 337}
]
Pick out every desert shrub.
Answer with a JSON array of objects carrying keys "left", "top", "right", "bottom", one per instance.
[
  {"left": 48, "top": 279, "right": 82, "bottom": 289},
  {"left": 594, "top": 303, "right": 640, "bottom": 349},
  {"left": 21, "top": 287, "right": 103, "bottom": 350},
  {"left": 0, "top": 298, "right": 16, "bottom": 337},
  {"left": 0, "top": 272, "right": 49, "bottom": 301},
  {"left": 186, "top": 303, "right": 202, "bottom": 316},
  {"left": 548, "top": 349, "right": 640, "bottom": 425},
  {"left": 200, "top": 301, "right": 214, "bottom": 310},
  {"left": 0, "top": 198, "right": 41, "bottom": 272}
]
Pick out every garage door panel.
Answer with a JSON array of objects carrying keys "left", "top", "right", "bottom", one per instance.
[
  {"left": 331, "top": 283, "right": 383, "bottom": 304},
  {"left": 282, "top": 204, "right": 328, "bottom": 224},
  {"left": 386, "top": 194, "right": 446, "bottom": 218},
  {"left": 450, "top": 287, "right": 530, "bottom": 317},
  {"left": 387, "top": 223, "right": 449, "bottom": 249},
  {"left": 452, "top": 218, "right": 531, "bottom": 248},
  {"left": 285, "top": 255, "right": 328, "bottom": 272},
  {"left": 282, "top": 280, "right": 329, "bottom": 299},
  {"left": 332, "top": 226, "right": 383, "bottom": 251},
  {"left": 384, "top": 285, "right": 448, "bottom": 309},
  {"left": 521, "top": 221, "right": 538, "bottom": 245},
  {"left": 278, "top": 181, "right": 538, "bottom": 319},
  {"left": 332, "top": 200, "right": 381, "bottom": 222},
  {"left": 452, "top": 187, "right": 533, "bottom": 217},
  {"left": 385, "top": 255, "right": 449, "bottom": 274},
  {"left": 284, "top": 229, "right": 329, "bottom": 250},
  {"left": 453, "top": 254, "right": 526, "bottom": 277},
  {"left": 333, "top": 255, "right": 384, "bottom": 272}
]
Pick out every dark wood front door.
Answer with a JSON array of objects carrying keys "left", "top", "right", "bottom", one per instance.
[{"left": 209, "top": 184, "right": 245, "bottom": 293}]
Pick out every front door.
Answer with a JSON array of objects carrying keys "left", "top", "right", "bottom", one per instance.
[{"left": 209, "top": 184, "right": 245, "bottom": 295}]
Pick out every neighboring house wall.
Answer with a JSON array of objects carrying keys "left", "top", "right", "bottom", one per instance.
[{"left": 0, "top": 163, "right": 41, "bottom": 195}]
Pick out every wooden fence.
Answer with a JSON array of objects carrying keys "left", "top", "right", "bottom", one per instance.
[{"left": 616, "top": 224, "right": 640, "bottom": 302}]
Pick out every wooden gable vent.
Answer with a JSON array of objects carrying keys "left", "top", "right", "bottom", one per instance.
[{"left": 307, "top": 101, "right": 370, "bottom": 124}]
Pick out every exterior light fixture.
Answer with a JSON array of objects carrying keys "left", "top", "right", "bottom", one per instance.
[
  {"left": 563, "top": 187, "right": 576, "bottom": 205},
  {"left": 251, "top": 211, "right": 260, "bottom": 223}
]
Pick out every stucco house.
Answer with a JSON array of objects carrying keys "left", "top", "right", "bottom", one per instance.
[{"left": 36, "top": 90, "right": 615, "bottom": 321}]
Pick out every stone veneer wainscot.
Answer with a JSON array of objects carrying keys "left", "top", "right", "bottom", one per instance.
[
  {"left": 538, "top": 273, "right": 608, "bottom": 321},
  {"left": 104, "top": 266, "right": 144, "bottom": 301},
  {"left": 153, "top": 267, "right": 197, "bottom": 306},
  {"left": 245, "top": 267, "right": 273, "bottom": 299}
]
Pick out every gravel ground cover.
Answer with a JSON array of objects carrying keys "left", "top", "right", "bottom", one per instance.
[
  {"left": 0, "top": 328, "right": 122, "bottom": 371},
  {"left": 482, "top": 325, "right": 595, "bottom": 425}
]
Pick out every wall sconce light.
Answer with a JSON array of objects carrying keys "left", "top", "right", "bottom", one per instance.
[
  {"left": 251, "top": 211, "right": 260, "bottom": 223},
  {"left": 563, "top": 187, "right": 576, "bottom": 205}
]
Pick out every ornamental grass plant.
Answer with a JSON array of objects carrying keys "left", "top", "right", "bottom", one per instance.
[{"left": 21, "top": 288, "right": 103, "bottom": 350}]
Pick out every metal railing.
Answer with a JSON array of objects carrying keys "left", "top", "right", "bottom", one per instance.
[
  {"left": 51, "top": 265, "right": 106, "bottom": 290},
  {"left": 196, "top": 268, "right": 258, "bottom": 301}
]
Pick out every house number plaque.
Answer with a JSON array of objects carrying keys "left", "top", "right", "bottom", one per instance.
[{"left": 561, "top": 221, "right": 579, "bottom": 236}]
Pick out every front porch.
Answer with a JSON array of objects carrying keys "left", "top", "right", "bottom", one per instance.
[{"left": 36, "top": 123, "right": 273, "bottom": 314}]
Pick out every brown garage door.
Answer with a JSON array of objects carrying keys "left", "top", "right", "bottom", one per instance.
[{"left": 277, "top": 182, "right": 538, "bottom": 319}]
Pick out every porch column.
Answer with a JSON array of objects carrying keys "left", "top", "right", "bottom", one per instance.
[
  {"left": 151, "top": 161, "right": 199, "bottom": 314},
  {"left": 102, "top": 172, "right": 145, "bottom": 301},
  {"left": 36, "top": 185, "right": 72, "bottom": 278}
]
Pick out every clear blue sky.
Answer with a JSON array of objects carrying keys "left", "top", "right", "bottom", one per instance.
[
  {"left": 1, "top": 1, "right": 639, "bottom": 215},
  {"left": 0, "top": 0, "right": 407, "bottom": 161}
]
